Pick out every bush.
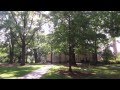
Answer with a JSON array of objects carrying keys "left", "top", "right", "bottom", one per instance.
[
  {"left": 109, "top": 60, "right": 120, "bottom": 64},
  {"left": 0, "top": 56, "right": 9, "bottom": 63},
  {"left": 102, "top": 47, "right": 114, "bottom": 64}
]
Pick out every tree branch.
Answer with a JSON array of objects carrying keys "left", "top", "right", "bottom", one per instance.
[
  {"left": 9, "top": 27, "right": 21, "bottom": 47},
  {"left": 10, "top": 11, "right": 23, "bottom": 41},
  {"left": 25, "top": 29, "right": 37, "bottom": 46},
  {"left": 25, "top": 17, "right": 34, "bottom": 38}
]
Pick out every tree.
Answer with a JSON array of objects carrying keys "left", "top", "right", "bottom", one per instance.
[
  {"left": 0, "top": 11, "right": 17, "bottom": 64},
  {"left": 50, "top": 11, "right": 77, "bottom": 72},
  {"left": 101, "top": 11, "right": 120, "bottom": 56},
  {"left": 50, "top": 11, "right": 101, "bottom": 71},
  {"left": 102, "top": 47, "right": 114, "bottom": 64},
  {"left": 85, "top": 11, "right": 108, "bottom": 64},
  {"left": 0, "top": 11, "right": 45, "bottom": 65}
]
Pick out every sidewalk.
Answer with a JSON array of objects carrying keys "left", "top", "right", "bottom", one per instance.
[{"left": 18, "top": 64, "right": 53, "bottom": 79}]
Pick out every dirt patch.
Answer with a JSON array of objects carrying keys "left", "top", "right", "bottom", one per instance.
[
  {"left": 0, "top": 63, "right": 20, "bottom": 67},
  {"left": 58, "top": 70, "right": 94, "bottom": 79}
]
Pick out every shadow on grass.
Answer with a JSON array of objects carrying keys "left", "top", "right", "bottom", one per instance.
[
  {"left": 0, "top": 66, "right": 42, "bottom": 79},
  {"left": 41, "top": 64, "right": 120, "bottom": 79}
]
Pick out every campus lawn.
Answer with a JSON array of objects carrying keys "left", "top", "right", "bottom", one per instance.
[
  {"left": 41, "top": 64, "right": 120, "bottom": 79},
  {"left": 0, "top": 63, "right": 44, "bottom": 79}
]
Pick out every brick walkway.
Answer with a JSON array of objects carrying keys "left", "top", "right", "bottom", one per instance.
[{"left": 18, "top": 64, "right": 53, "bottom": 79}]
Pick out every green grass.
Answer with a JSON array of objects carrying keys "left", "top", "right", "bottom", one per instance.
[
  {"left": 41, "top": 64, "right": 120, "bottom": 79},
  {"left": 0, "top": 64, "right": 44, "bottom": 79},
  {"left": 105, "top": 54, "right": 120, "bottom": 64},
  {"left": 41, "top": 65, "right": 72, "bottom": 79}
]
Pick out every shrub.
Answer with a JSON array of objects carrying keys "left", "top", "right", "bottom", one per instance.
[
  {"left": 102, "top": 47, "right": 114, "bottom": 64},
  {"left": 109, "top": 60, "right": 120, "bottom": 64}
]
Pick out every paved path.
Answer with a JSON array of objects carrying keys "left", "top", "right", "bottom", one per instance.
[{"left": 18, "top": 65, "right": 53, "bottom": 79}]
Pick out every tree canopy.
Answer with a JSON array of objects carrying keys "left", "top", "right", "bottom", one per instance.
[{"left": 0, "top": 11, "right": 120, "bottom": 72}]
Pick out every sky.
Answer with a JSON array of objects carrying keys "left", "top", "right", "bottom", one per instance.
[
  {"left": 110, "top": 37, "right": 120, "bottom": 53},
  {"left": 42, "top": 22, "right": 54, "bottom": 35}
]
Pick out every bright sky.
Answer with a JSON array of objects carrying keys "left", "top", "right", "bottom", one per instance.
[
  {"left": 110, "top": 37, "right": 120, "bottom": 53},
  {"left": 42, "top": 22, "right": 54, "bottom": 35},
  {"left": 42, "top": 11, "right": 54, "bottom": 35}
]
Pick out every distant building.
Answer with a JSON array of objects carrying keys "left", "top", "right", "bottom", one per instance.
[{"left": 46, "top": 53, "right": 103, "bottom": 63}]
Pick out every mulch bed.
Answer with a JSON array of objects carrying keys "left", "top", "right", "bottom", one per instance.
[
  {"left": 0, "top": 63, "right": 20, "bottom": 67},
  {"left": 58, "top": 70, "right": 95, "bottom": 79}
]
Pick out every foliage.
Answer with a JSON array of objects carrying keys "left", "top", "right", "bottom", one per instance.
[
  {"left": 102, "top": 47, "right": 114, "bottom": 63},
  {"left": 102, "top": 11, "right": 120, "bottom": 38},
  {"left": 0, "top": 11, "right": 120, "bottom": 66}
]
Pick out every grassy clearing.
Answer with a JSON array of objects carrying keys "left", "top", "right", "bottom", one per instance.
[
  {"left": 41, "top": 64, "right": 120, "bottom": 79},
  {"left": 0, "top": 64, "right": 44, "bottom": 79},
  {"left": 41, "top": 65, "right": 72, "bottom": 79},
  {"left": 109, "top": 55, "right": 120, "bottom": 64}
]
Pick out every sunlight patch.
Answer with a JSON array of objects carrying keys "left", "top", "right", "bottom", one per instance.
[{"left": 0, "top": 73, "right": 14, "bottom": 78}]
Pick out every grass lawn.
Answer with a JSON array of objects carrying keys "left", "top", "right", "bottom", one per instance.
[
  {"left": 0, "top": 63, "right": 44, "bottom": 79},
  {"left": 41, "top": 64, "right": 120, "bottom": 79}
]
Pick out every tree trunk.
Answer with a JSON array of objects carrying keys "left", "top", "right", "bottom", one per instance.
[
  {"left": 38, "top": 52, "right": 41, "bottom": 63},
  {"left": 50, "top": 44, "right": 53, "bottom": 64},
  {"left": 71, "top": 45, "right": 76, "bottom": 66},
  {"left": 69, "top": 45, "right": 72, "bottom": 72},
  {"left": 21, "top": 39, "right": 26, "bottom": 66},
  {"left": 51, "top": 52, "right": 53, "bottom": 64},
  {"left": 65, "top": 54, "right": 67, "bottom": 63},
  {"left": 68, "top": 14, "right": 73, "bottom": 72},
  {"left": 25, "top": 54, "right": 28, "bottom": 63},
  {"left": 18, "top": 53, "right": 21, "bottom": 63},
  {"left": 9, "top": 29, "right": 14, "bottom": 64},
  {"left": 93, "top": 40, "right": 98, "bottom": 65},
  {"left": 33, "top": 49, "right": 38, "bottom": 63},
  {"left": 9, "top": 46, "right": 14, "bottom": 64},
  {"left": 59, "top": 54, "right": 61, "bottom": 64},
  {"left": 71, "top": 52, "right": 76, "bottom": 65}
]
